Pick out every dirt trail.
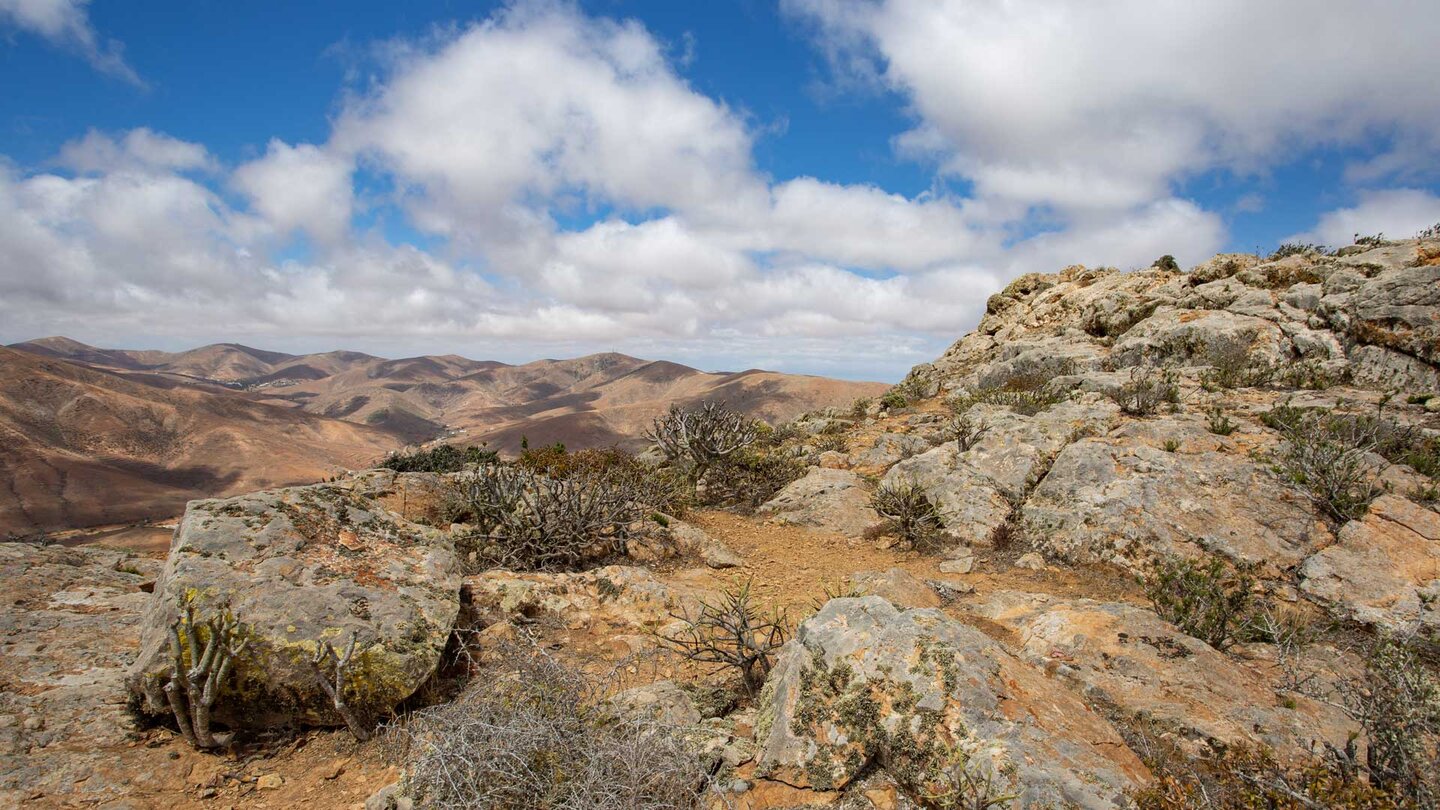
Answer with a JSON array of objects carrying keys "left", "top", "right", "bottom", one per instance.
[{"left": 664, "top": 509, "right": 1146, "bottom": 622}]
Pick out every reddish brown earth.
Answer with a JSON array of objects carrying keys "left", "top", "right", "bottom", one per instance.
[{"left": 0, "top": 347, "right": 403, "bottom": 535}]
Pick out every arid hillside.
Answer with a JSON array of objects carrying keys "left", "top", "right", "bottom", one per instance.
[
  {"left": 9, "top": 339, "right": 889, "bottom": 450},
  {"left": 0, "top": 347, "right": 403, "bottom": 535}
]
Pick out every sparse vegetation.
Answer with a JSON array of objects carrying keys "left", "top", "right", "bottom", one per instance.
[
  {"left": 1340, "top": 636, "right": 1440, "bottom": 805},
  {"left": 387, "top": 647, "right": 710, "bottom": 809},
  {"left": 157, "top": 607, "right": 248, "bottom": 749},
  {"left": 871, "top": 478, "right": 946, "bottom": 552},
  {"left": 850, "top": 397, "right": 873, "bottom": 419},
  {"left": 1163, "top": 438, "right": 1180, "bottom": 453},
  {"left": 1206, "top": 406, "right": 1237, "bottom": 436},
  {"left": 1109, "top": 366, "right": 1180, "bottom": 416},
  {"left": 699, "top": 449, "right": 807, "bottom": 509},
  {"left": 949, "top": 361, "right": 1070, "bottom": 417},
  {"left": 1355, "top": 232, "right": 1389, "bottom": 248},
  {"left": 648, "top": 401, "right": 761, "bottom": 490},
  {"left": 1142, "top": 554, "right": 1258, "bottom": 652},
  {"left": 946, "top": 413, "right": 990, "bottom": 451},
  {"left": 1266, "top": 407, "right": 1387, "bottom": 521},
  {"left": 659, "top": 579, "right": 787, "bottom": 696},
  {"left": 1198, "top": 339, "right": 1274, "bottom": 390},
  {"left": 1270, "top": 242, "right": 1327, "bottom": 260},
  {"left": 380, "top": 443, "right": 498, "bottom": 473},
  {"left": 1154, "top": 254, "right": 1180, "bottom": 272}
]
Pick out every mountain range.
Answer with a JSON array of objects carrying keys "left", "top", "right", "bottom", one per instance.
[{"left": 1, "top": 337, "right": 886, "bottom": 534}]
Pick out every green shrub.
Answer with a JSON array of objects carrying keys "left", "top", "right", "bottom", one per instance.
[
  {"left": 380, "top": 443, "right": 498, "bottom": 473},
  {"left": 850, "top": 397, "right": 873, "bottom": 419},
  {"left": 699, "top": 449, "right": 806, "bottom": 509},
  {"left": 1266, "top": 409, "right": 1386, "bottom": 521},
  {"left": 1143, "top": 554, "right": 1258, "bottom": 651},
  {"left": 879, "top": 389, "right": 910, "bottom": 411},
  {"left": 871, "top": 478, "right": 945, "bottom": 552},
  {"left": 1206, "top": 407, "right": 1238, "bottom": 436}
]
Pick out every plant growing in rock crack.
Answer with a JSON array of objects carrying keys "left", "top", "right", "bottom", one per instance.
[
  {"left": 310, "top": 633, "right": 371, "bottom": 741},
  {"left": 658, "top": 578, "right": 787, "bottom": 696},
  {"left": 1206, "top": 406, "right": 1237, "bottom": 436},
  {"left": 947, "top": 413, "right": 990, "bottom": 452},
  {"left": 871, "top": 478, "right": 946, "bottom": 552},
  {"left": 1109, "top": 366, "right": 1180, "bottom": 416},
  {"left": 1142, "top": 554, "right": 1258, "bottom": 652},
  {"left": 647, "top": 400, "right": 760, "bottom": 491},
  {"left": 1268, "top": 409, "right": 1387, "bottom": 521},
  {"left": 159, "top": 606, "right": 248, "bottom": 749}
]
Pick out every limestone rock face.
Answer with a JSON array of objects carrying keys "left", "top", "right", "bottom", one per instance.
[
  {"left": 971, "top": 592, "right": 1355, "bottom": 759},
  {"left": 1024, "top": 432, "right": 1329, "bottom": 569},
  {"left": 0, "top": 543, "right": 163, "bottom": 806},
  {"left": 848, "top": 568, "right": 941, "bottom": 609},
  {"left": 126, "top": 483, "right": 462, "bottom": 730},
  {"left": 758, "top": 467, "right": 880, "bottom": 538},
  {"left": 753, "top": 597, "right": 1148, "bottom": 806},
  {"left": 1299, "top": 495, "right": 1440, "bottom": 632}
]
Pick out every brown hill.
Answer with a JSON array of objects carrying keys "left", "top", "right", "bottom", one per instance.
[
  {"left": 11, "top": 340, "right": 890, "bottom": 453},
  {"left": 0, "top": 347, "right": 402, "bottom": 535}
]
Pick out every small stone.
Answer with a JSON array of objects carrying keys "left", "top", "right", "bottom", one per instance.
[
  {"left": 21, "top": 716, "right": 43, "bottom": 731},
  {"left": 1016, "top": 552, "right": 1047, "bottom": 571},
  {"left": 257, "top": 773, "right": 283, "bottom": 790},
  {"left": 939, "top": 557, "right": 974, "bottom": 574}
]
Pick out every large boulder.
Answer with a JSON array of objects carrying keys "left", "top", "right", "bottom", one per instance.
[
  {"left": 126, "top": 483, "right": 462, "bottom": 730},
  {"left": 1024, "top": 432, "right": 1329, "bottom": 569},
  {"left": 970, "top": 592, "right": 1355, "bottom": 760},
  {"left": 1299, "top": 495, "right": 1440, "bottom": 632},
  {"left": 757, "top": 468, "right": 880, "bottom": 539},
  {"left": 753, "top": 597, "right": 1148, "bottom": 806}
]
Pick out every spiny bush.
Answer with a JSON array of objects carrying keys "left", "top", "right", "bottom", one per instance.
[
  {"left": 698, "top": 449, "right": 806, "bottom": 510},
  {"left": 380, "top": 443, "right": 498, "bottom": 473},
  {"left": 871, "top": 478, "right": 945, "bottom": 552},
  {"left": 658, "top": 579, "right": 787, "bottom": 697},
  {"left": 387, "top": 647, "right": 710, "bottom": 809},
  {"left": 947, "top": 413, "right": 990, "bottom": 451},
  {"left": 1143, "top": 553, "right": 1259, "bottom": 652},
  {"left": 446, "top": 464, "right": 644, "bottom": 571},
  {"left": 1420, "top": 222, "right": 1440, "bottom": 240},
  {"left": 648, "top": 401, "right": 760, "bottom": 490},
  {"left": 1265, "top": 407, "right": 1387, "bottom": 521},
  {"left": 1108, "top": 366, "right": 1180, "bottom": 416},
  {"left": 1354, "top": 232, "right": 1388, "bottom": 248}
]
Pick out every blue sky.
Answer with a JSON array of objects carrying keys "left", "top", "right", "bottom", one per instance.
[{"left": 1, "top": 0, "right": 1438, "bottom": 380}]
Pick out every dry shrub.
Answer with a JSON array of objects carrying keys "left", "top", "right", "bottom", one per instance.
[
  {"left": 381, "top": 443, "right": 498, "bottom": 473},
  {"left": 658, "top": 579, "right": 787, "bottom": 696},
  {"left": 1340, "top": 636, "right": 1440, "bottom": 805},
  {"left": 387, "top": 647, "right": 710, "bottom": 809},
  {"left": 648, "top": 401, "right": 760, "bottom": 488},
  {"left": 446, "top": 465, "right": 643, "bottom": 571},
  {"left": 698, "top": 449, "right": 806, "bottom": 510},
  {"left": 1109, "top": 366, "right": 1180, "bottom": 416},
  {"left": 871, "top": 478, "right": 946, "bottom": 552}
]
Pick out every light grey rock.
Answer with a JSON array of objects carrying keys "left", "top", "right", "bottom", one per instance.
[
  {"left": 1024, "top": 435, "right": 1329, "bottom": 569},
  {"left": 757, "top": 467, "right": 879, "bottom": 538},
  {"left": 849, "top": 568, "right": 941, "bottom": 608},
  {"left": 753, "top": 597, "right": 1148, "bottom": 805},
  {"left": 126, "top": 484, "right": 462, "bottom": 730},
  {"left": 667, "top": 520, "right": 743, "bottom": 568},
  {"left": 970, "top": 592, "right": 1355, "bottom": 758},
  {"left": 854, "top": 432, "right": 931, "bottom": 468},
  {"left": 1299, "top": 495, "right": 1440, "bottom": 633},
  {"left": 0, "top": 543, "right": 164, "bottom": 806},
  {"left": 609, "top": 680, "right": 703, "bottom": 726}
]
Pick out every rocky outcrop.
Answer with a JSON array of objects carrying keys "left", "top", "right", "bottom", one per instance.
[
  {"left": 1023, "top": 425, "right": 1330, "bottom": 569},
  {"left": 970, "top": 592, "right": 1355, "bottom": 759},
  {"left": 1299, "top": 494, "right": 1440, "bottom": 632},
  {"left": 127, "top": 481, "right": 462, "bottom": 731},
  {"left": 753, "top": 596, "right": 1148, "bottom": 806},
  {"left": 758, "top": 467, "right": 880, "bottom": 538},
  {"left": 0, "top": 543, "right": 163, "bottom": 806}
]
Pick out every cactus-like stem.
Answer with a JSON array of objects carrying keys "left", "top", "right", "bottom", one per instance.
[
  {"left": 311, "top": 633, "right": 371, "bottom": 741},
  {"left": 164, "top": 609, "right": 246, "bottom": 749}
]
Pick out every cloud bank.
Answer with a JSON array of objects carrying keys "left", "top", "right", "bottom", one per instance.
[{"left": 1, "top": 1, "right": 1438, "bottom": 378}]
